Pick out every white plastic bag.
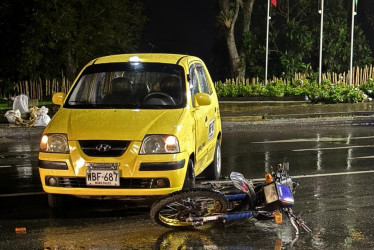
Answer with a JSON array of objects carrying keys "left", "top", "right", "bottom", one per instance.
[
  {"left": 34, "top": 106, "right": 51, "bottom": 127},
  {"left": 4, "top": 110, "right": 22, "bottom": 124},
  {"left": 12, "top": 94, "right": 29, "bottom": 114}
]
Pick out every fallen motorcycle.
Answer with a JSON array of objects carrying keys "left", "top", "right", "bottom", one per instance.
[{"left": 150, "top": 162, "right": 311, "bottom": 235}]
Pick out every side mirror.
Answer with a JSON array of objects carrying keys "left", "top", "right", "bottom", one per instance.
[
  {"left": 52, "top": 92, "right": 66, "bottom": 106},
  {"left": 193, "top": 93, "right": 211, "bottom": 107}
]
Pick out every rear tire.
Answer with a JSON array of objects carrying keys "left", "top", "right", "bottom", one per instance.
[
  {"left": 48, "top": 194, "right": 65, "bottom": 208},
  {"left": 204, "top": 141, "right": 221, "bottom": 180},
  {"left": 150, "top": 188, "right": 228, "bottom": 228}
]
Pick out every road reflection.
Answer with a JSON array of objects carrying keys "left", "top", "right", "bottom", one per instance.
[
  {"left": 1, "top": 124, "right": 374, "bottom": 248},
  {"left": 222, "top": 125, "right": 374, "bottom": 178},
  {"left": 39, "top": 220, "right": 304, "bottom": 250}
]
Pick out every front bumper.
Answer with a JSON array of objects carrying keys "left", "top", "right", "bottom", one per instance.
[{"left": 38, "top": 140, "right": 189, "bottom": 197}]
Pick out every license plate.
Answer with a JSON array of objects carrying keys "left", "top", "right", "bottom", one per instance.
[{"left": 86, "top": 169, "right": 120, "bottom": 186}]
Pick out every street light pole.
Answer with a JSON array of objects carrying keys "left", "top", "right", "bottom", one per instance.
[
  {"left": 318, "top": 0, "right": 324, "bottom": 85},
  {"left": 265, "top": 0, "right": 270, "bottom": 85},
  {"left": 349, "top": 0, "right": 357, "bottom": 86}
]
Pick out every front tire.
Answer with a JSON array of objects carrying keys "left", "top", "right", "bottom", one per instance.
[
  {"left": 183, "top": 159, "right": 195, "bottom": 189},
  {"left": 48, "top": 194, "right": 65, "bottom": 208},
  {"left": 204, "top": 141, "right": 221, "bottom": 180},
  {"left": 150, "top": 188, "right": 228, "bottom": 228}
]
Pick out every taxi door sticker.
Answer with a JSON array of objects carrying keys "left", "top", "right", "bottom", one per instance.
[{"left": 208, "top": 118, "right": 215, "bottom": 141}]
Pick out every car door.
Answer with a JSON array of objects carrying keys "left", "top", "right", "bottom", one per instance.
[{"left": 189, "top": 62, "right": 216, "bottom": 174}]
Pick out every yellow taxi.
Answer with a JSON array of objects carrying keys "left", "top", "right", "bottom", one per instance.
[{"left": 38, "top": 54, "right": 222, "bottom": 207}]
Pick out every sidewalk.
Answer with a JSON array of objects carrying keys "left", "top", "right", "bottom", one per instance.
[
  {"left": 1, "top": 101, "right": 373, "bottom": 138},
  {"left": 219, "top": 101, "right": 374, "bottom": 121}
]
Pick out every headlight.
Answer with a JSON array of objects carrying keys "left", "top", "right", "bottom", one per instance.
[
  {"left": 40, "top": 133, "right": 69, "bottom": 153},
  {"left": 139, "top": 135, "right": 180, "bottom": 154},
  {"left": 264, "top": 183, "right": 278, "bottom": 204}
]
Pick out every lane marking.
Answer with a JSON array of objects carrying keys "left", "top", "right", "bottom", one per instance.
[
  {"left": 201, "top": 170, "right": 374, "bottom": 184},
  {"left": 252, "top": 136, "right": 374, "bottom": 144},
  {"left": 291, "top": 169, "right": 374, "bottom": 179},
  {"left": 0, "top": 192, "right": 45, "bottom": 198},
  {"left": 351, "top": 155, "right": 374, "bottom": 159},
  {"left": 0, "top": 165, "right": 12, "bottom": 168},
  {"left": 293, "top": 145, "right": 374, "bottom": 152}
]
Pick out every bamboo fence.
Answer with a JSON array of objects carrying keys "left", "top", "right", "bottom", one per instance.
[
  {"left": 220, "top": 65, "right": 374, "bottom": 86},
  {"left": 2, "top": 74, "right": 72, "bottom": 100},
  {"left": 1, "top": 65, "right": 374, "bottom": 99}
]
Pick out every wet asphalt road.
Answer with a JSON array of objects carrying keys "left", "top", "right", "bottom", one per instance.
[{"left": 1, "top": 122, "right": 374, "bottom": 249}]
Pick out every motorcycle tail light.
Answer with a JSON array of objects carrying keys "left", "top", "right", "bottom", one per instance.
[{"left": 265, "top": 173, "right": 273, "bottom": 184}]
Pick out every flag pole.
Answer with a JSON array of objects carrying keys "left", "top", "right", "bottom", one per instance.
[
  {"left": 318, "top": 0, "right": 324, "bottom": 85},
  {"left": 265, "top": 0, "right": 270, "bottom": 85},
  {"left": 349, "top": 0, "right": 356, "bottom": 86}
]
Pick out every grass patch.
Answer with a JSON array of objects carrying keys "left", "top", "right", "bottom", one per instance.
[
  {"left": 0, "top": 101, "right": 52, "bottom": 110},
  {"left": 215, "top": 78, "right": 374, "bottom": 104}
]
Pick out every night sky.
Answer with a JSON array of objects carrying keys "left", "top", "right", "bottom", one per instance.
[
  {"left": 142, "top": 0, "right": 374, "bottom": 81},
  {"left": 142, "top": 0, "right": 227, "bottom": 80}
]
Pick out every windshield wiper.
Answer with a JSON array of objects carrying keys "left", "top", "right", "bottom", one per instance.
[
  {"left": 142, "top": 104, "right": 176, "bottom": 109},
  {"left": 68, "top": 101, "right": 93, "bottom": 105},
  {"left": 66, "top": 101, "right": 102, "bottom": 109},
  {"left": 98, "top": 103, "right": 143, "bottom": 109}
]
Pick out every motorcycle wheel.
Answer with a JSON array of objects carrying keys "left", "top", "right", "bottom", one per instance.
[{"left": 150, "top": 188, "right": 228, "bottom": 228}]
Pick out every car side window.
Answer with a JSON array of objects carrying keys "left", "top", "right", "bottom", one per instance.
[
  {"left": 189, "top": 65, "right": 200, "bottom": 101},
  {"left": 195, "top": 65, "right": 212, "bottom": 95}
]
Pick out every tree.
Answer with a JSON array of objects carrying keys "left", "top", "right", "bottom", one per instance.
[
  {"left": 323, "top": 0, "right": 372, "bottom": 73},
  {"left": 217, "top": 0, "right": 255, "bottom": 79},
  {"left": 19, "top": 0, "right": 146, "bottom": 82},
  {"left": 0, "top": 0, "right": 33, "bottom": 94},
  {"left": 268, "top": 0, "right": 372, "bottom": 78},
  {"left": 270, "top": 0, "right": 316, "bottom": 81}
]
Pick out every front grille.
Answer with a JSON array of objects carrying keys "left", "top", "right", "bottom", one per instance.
[
  {"left": 79, "top": 140, "right": 130, "bottom": 157},
  {"left": 45, "top": 176, "right": 170, "bottom": 189}
]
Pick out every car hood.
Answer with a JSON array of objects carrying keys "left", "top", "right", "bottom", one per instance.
[{"left": 45, "top": 108, "right": 184, "bottom": 141}]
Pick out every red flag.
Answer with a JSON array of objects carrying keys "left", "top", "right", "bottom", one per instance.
[{"left": 271, "top": 0, "right": 277, "bottom": 7}]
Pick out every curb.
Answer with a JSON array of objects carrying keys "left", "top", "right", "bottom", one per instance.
[
  {"left": 264, "top": 111, "right": 374, "bottom": 120},
  {"left": 222, "top": 112, "right": 374, "bottom": 122},
  {"left": 222, "top": 116, "right": 374, "bottom": 131},
  {"left": 0, "top": 126, "right": 44, "bottom": 139}
]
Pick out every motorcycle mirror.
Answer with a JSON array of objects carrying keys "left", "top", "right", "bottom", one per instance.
[
  {"left": 284, "top": 162, "right": 289, "bottom": 171},
  {"left": 277, "top": 164, "right": 282, "bottom": 171}
]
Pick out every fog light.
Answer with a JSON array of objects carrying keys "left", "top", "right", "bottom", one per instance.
[
  {"left": 48, "top": 177, "right": 58, "bottom": 186},
  {"left": 156, "top": 179, "right": 166, "bottom": 188}
]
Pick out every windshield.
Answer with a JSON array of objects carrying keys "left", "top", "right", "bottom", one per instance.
[{"left": 64, "top": 62, "right": 186, "bottom": 109}]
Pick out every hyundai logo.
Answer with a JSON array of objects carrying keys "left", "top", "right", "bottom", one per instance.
[{"left": 95, "top": 144, "right": 112, "bottom": 152}]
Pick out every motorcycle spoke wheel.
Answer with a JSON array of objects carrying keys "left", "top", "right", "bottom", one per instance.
[{"left": 150, "top": 189, "right": 228, "bottom": 228}]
